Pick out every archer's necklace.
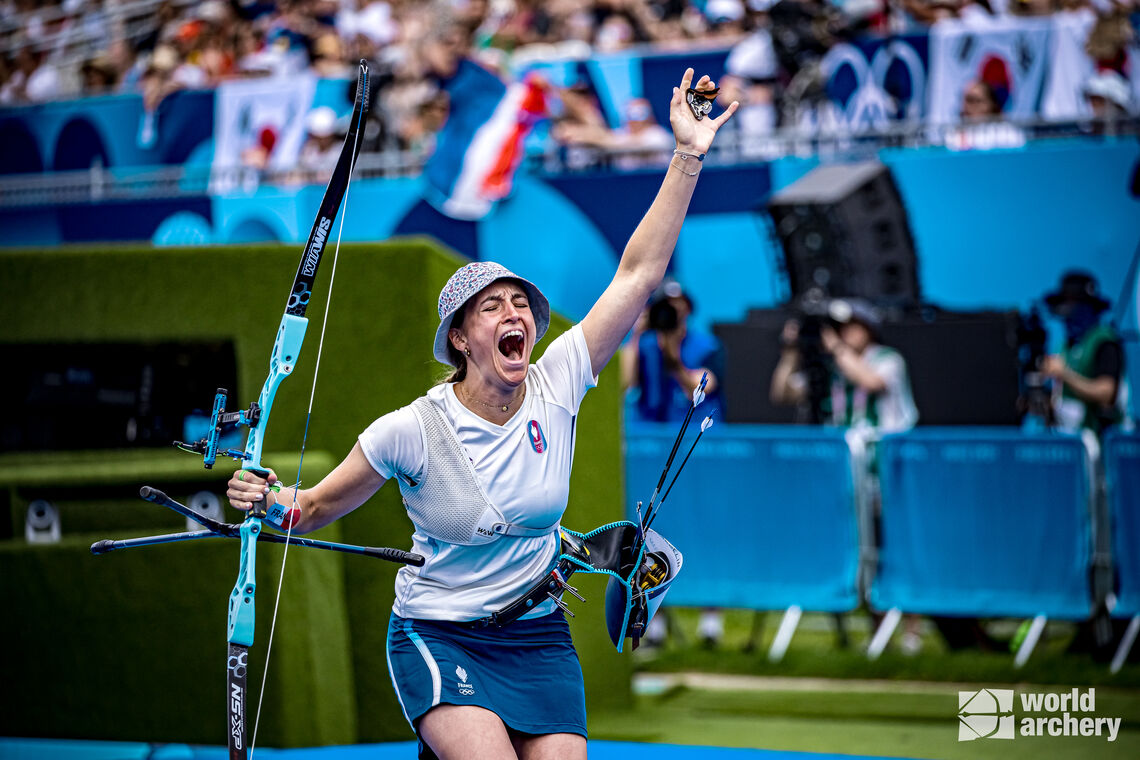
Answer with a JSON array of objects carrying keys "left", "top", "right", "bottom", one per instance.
[{"left": 462, "top": 383, "right": 526, "bottom": 413}]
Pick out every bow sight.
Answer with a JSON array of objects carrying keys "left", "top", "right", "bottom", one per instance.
[{"left": 173, "top": 388, "right": 262, "bottom": 470}]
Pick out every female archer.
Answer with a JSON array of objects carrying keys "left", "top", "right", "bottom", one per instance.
[{"left": 227, "top": 68, "right": 736, "bottom": 760}]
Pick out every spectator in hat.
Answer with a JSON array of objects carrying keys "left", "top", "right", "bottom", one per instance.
[
  {"left": 296, "top": 106, "right": 345, "bottom": 182},
  {"left": 717, "top": 1, "right": 779, "bottom": 159},
  {"left": 612, "top": 97, "right": 674, "bottom": 169},
  {"left": 81, "top": 54, "right": 118, "bottom": 95},
  {"left": 1041, "top": 271, "right": 1124, "bottom": 435},
  {"left": 1084, "top": 70, "right": 1133, "bottom": 120},
  {"left": 311, "top": 31, "right": 354, "bottom": 78}
]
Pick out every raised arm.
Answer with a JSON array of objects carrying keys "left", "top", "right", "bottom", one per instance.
[{"left": 580, "top": 67, "right": 738, "bottom": 377}]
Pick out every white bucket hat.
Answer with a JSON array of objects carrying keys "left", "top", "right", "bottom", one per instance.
[{"left": 433, "top": 261, "right": 551, "bottom": 366}]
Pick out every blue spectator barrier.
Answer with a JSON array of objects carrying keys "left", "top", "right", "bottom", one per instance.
[
  {"left": 1106, "top": 432, "right": 1140, "bottom": 618},
  {"left": 871, "top": 428, "right": 1094, "bottom": 620},
  {"left": 623, "top": 422, "right": 860, "bottom": 613}
]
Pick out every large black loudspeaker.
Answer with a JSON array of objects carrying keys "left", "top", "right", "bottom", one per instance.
[
  {"left": 768, "top": 161, "right": 920, "bottom": 307},
  {"left": 714, "top": 308, "right": 1022, "bottom": 426}
]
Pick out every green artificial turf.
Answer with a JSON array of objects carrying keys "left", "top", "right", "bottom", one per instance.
[
  {"left": 590, "top": 686, "right": 1140, "bottom": 760},
  {"left": 585, "top": 607, "right": 1140, "bottom": 758}
]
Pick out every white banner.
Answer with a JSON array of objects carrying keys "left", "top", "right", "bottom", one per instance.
[
  {"left": 927, "top": 17, "right": 1051, "bottom": 125},
  {"left": 212, "top": 74, "right": 318, "bottom": 190},
  {"left": 1040, "top": 9, "right": 1097, "bottom": 120}
]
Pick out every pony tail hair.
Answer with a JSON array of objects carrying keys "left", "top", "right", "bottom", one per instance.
[{"left": 443, "top": 347, "right": 467, "bottom": 383}]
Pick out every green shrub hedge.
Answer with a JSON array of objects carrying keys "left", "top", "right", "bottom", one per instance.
[{"left": 0, "top": 241, "right": 629, "bottom": 745}]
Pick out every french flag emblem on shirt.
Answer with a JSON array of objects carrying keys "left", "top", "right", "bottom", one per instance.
[{"left": 528, "top": 420, "right": 546, "bottom": 454}]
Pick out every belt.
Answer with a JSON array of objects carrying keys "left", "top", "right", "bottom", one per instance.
[{"left": 460, "top": 557, "right": 586, "bottom": 629}]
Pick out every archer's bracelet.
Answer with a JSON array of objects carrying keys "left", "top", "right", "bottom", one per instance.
[{"left": 671, "top": 149, "right": 705, "bottom": 177}]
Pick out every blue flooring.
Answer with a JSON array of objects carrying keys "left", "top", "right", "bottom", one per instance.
[{"left": 0, "top": 738, "right": 913, "bottom": 760}]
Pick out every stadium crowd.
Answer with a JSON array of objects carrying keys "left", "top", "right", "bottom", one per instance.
[{"left": 1, "top": 0, "right": 1136, "bottom": 151}]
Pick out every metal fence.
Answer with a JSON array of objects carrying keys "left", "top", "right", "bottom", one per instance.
[{"left": 0, "top": 116, "right": 1136, "bottom": 209}]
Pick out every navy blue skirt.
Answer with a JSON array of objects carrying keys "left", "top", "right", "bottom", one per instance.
[{"left": 385, "top": 611, "right": 587, "bottom": 754}]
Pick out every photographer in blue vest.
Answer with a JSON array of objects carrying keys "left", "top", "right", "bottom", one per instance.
[
  {"left": 1040, "top": 271, "right": 1124, "bottom": 436},
  {"left": 622, "top": 279, "right": 723, "bottom": 424}
]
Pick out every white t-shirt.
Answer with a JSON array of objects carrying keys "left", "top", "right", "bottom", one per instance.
[
  {"left": 358, "top": 323, "right": 598, "bottom": 621},
  {"left": 828, "top": 344, "right": 918, "bottom": 433}
]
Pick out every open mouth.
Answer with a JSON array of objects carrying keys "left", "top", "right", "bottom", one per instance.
[{"left": 497, "top": 329, "right": 525, "bottom": 361}]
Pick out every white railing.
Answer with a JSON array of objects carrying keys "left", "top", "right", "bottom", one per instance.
[
  {"left": 530, "top": 116, "right": 1140, "bottom": 172},
  {"left": 0, "top": 149, "right": 432, "bottom": 207},
  {"left": 0, "top": 117, "right": 1135, "bottom": 208}
]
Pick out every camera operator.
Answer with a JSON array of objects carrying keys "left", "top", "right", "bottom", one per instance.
[
  {"left": 770, "top": 297, "right": 921, "bottom": 652},
  {"left": 770, "top": 298, "right": 917, "bottom": 432},
  {"left": 622, "top": 279, "right": 724, "bottom": 647},
  {"left": 1040, "top": 271, "right": 1124, "bottom": 436},
  {"left": 622, "top": 280, "right": 722, "bottom": 423}
]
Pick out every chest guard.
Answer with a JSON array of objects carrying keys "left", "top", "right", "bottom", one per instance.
[{"left": 398, "top": 397, "right": 559, "bottom": 546}]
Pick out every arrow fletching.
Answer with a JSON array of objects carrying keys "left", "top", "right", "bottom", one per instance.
[{"left": 692, "top": 371, "right": 708, "bottom": 406}]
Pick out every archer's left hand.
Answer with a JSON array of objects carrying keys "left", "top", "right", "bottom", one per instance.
[
  {"left": 669, "top": 68, "right": 738, "bottom": 156},
  {"left": 227, "top": 468, "right": 278, "bottom": 514}
]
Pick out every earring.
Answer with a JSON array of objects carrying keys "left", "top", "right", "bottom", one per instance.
[{"left": 464, "top": 347, "right": 471, "bottom": 357}]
